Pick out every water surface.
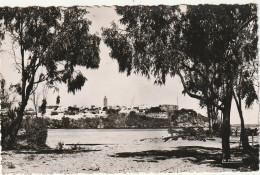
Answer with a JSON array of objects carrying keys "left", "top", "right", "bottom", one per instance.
[{"left": 47, "top": 129, "right": 169, "bottom": 148}]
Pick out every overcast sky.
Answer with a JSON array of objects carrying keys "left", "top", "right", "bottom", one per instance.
[{"left": 0, "top": 4, "right": 259, "bottom": 124}]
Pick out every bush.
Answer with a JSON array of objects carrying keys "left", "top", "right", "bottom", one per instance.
[
  {"left": 106, "top": 108, "right": 119, "bottom": 115},
  {"left": 56, "top": 141, "right": 64, "bottom": 150},
  {"left": 181, "top": 127, "right": 207, "bottom": 140},
  {"left": 1, "top": 110, "right": 17, "bottom": 149},
  {"left": 61, "top": 116, "right": 70, "bottom": 128},
  {"left": 183, "top": 127, "right": 197, "bottom": 136},
  {"left": 23, "top": 117, "right": 48, "bottom": 148}
]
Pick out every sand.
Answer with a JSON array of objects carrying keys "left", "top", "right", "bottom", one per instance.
[{"left": 1, "top": 137, "right": 248, "bottom": 174}]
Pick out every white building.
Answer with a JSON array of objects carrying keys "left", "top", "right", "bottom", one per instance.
[
  {"left": 146, "top": 112, "right": 168, "bottom": 119},
  {"left": 160, "top": 104, "right": 178, "bottom": 112}
]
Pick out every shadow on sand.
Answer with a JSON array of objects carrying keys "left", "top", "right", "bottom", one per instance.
[
  {"left": 1, "top": 149, "right": 101, "bottom": 155},
  {"left": 111, "top": 145, "right": 259, "bottom": 171}
]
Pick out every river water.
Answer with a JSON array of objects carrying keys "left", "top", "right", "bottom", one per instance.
[{"left": 46, "top": 129, "right": 169, "bottom": 148}]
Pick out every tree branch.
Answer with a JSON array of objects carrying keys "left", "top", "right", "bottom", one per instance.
[
  {"left": 235, "top": 15, "right": 257, "bottom": 35},
  {"left": 177, "top": 71, "right": 204, "bottom": 101},
  {"left": 177, "top": 70, "right": 224, "bottom": 111}
]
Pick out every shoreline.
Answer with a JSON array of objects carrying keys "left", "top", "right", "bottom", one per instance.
[{"left": 48, "top": 127, "right": 169, "bottom": 130}]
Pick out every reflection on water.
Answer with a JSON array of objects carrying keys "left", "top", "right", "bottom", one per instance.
[{"left": 46, "top": 129, "right": 169, "bottom": 148}]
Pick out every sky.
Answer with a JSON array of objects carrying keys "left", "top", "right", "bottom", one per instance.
[{"left": 0, "top": 3, "right": 259, "bottom": 124}]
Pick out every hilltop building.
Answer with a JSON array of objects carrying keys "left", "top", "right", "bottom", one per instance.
[{"left": 160, "top": 104, "right": 178, "bottom": 112}]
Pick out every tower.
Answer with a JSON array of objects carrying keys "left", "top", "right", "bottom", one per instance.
[{"left": 104, "top": 96, "right": 108, "bottom": 107}]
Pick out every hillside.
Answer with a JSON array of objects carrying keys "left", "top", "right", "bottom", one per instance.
[
  {"left": 171, "top": 109, "right": 209, "bottom": 128},
  {"left": 21, "top": 108, "right": 209, "bottom": 129}
]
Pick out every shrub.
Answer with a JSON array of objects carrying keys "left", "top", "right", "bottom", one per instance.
[
  {"left": 56, "top": 141, "right": 64, "bottom": 150},
  {"left": 106, "top": 108, "right": 119, "bottom": 115},
  {"left": 181, "top": 127, "right": 207, "bottom": 140},
  {"left": 70, "top": 143, "right": 82, "bottom": 150},
  {"left": 61, "top": 116, "right": 70, "bottom": 128},
  {"left": 23, "top": 117, "right": 48, "bottom": 148},
  {"left": 1, "top": 109, "right": 17, "bottom": 150},
  {"left": 183, "top": 127, "right": 197, "bottom": 136}
]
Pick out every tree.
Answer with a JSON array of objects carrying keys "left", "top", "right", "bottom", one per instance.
[
  {"left": 31, "top": 90, "right": 40, "bottom": 117},
  {"left": 106, "top": 108, "right": 119, "bottom": 115},
  {"left": 1, "top": 6, "right": 101, "bottom": 149},
  {"left": 0, "top": 12, "right": 4, "bottom": 48},
  {"left": 1, "top": 74, "right": 20, "bottom": 149},
  {"left": 0, "top": 74, "right": 18, "bottom": 110},
  {"left": 56, "top": 95, "right": 60, "bottom": 105},
  {"left": 146, "top": 107, "right": 163, "bottom": 113},
  {"left": 61, "top": 116, "right": 70, "bottom": 128},
  {"left": 102, "top": 5, "right": 257, "bottom": 160},
  {"left": 40, "top": 98, "right": 47, "bottom": 117},
  {"left": 232, "top": 24, "right": 258, "bottom": 150},
  {"left": 0, "top": 74, "right": 11, "bottom": 109},
  {"left": 206, "top": 104, "right": 219, "bottom": 134}
]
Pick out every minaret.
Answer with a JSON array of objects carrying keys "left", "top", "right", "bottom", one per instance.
[
  {"left": 104, "top": 96, "right": 108, "bottom": 107},
  {"left": 177, "top": 97, "right": 179, "bottom": 109}
]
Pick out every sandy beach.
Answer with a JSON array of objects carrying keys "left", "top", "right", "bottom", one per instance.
[{"left": 2, "top": 136, "right": 256, "bottom": 174}]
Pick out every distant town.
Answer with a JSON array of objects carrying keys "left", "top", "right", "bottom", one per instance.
[{"left": 16, "top": 96, "right": 179, "bottom": 120}]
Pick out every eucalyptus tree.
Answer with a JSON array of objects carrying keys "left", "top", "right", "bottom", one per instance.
[
  {"left": 102, "top": 4, "right": 257, "bottom": 160},
  {"left": 233, "top": 63, "right": 258, "bottom": 150},
  {"left": 0, "top": 74, "right": 12, "bottom": 109},
  {"left": 232, "top": 23, "right": 258, "bottom": 150},
  {"left": 1, "top": 6, "right": 101, "bottom": 149}
]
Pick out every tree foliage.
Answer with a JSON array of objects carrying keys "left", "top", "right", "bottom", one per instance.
[
  {"left": 0, "top": 74, "right": 11, "bottom": 109},
  {"left": 0, "top": 11, "right": 4, "bottom": 47},
  {"left": 146, "top": 107, "right": 164, "bottom": 113},
  {"left": 102, "top": 5, "right": 257, "bottom": 109},
  {"left": 2, "top": 6, "right": 100, "bottom": 94}
]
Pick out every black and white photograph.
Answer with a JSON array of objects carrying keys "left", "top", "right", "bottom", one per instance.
[{"left": 0, "top": 0, "right": 259, "bottom": 174}]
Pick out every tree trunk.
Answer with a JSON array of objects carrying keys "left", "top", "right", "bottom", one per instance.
[
  {"left": 233, "top": 89, "right": 251, "bottom": 151},
  {"left": 221, "top": 94, "right": 232, "bottom": 161},
  {"left": 8, "top": 115, "right": 23, "bottom": 148},
  {"left": 237, "top": 104, "right": 250, "bottom": 150},
  {"left": 207, "top": 105, "right": 212, "bottom": 133},
  {"left": 212, "top": 106, "right": 218, "bottom": 125},
  {"left": 7, "top": 56, "right": 37, "bottom": 148}
]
